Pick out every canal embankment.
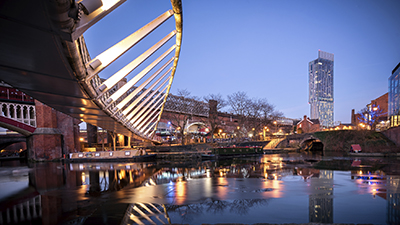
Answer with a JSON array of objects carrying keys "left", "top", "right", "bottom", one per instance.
[
  {"left": 312, "top": 130, "right": 399, "bottom": 154},
  {"left": 148, "top": 143, "right": 212, "bottom": 161}
]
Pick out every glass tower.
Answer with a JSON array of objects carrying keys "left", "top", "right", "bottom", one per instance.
[
  {"left": 309, "top": 50, "right": 334, "bottom": 128},
  {"left": 388, "top": 62, "right": 400, "bottom": 127}
]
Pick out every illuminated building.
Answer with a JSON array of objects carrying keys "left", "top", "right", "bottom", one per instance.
[
  {"left": 351, "top": 93, "right": 388, "bottom": 130},
  {"left": 296, "top": 115, "right": 320, "bottom": 133},
  {"left": 389, "top": 62, "right": 400, "bottom": 127},
  {"left": 309, "top": 50, "right": 334, "bottom": 128}
]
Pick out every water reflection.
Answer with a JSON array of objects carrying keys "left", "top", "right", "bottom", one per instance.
[
  {"left": 0, "top": 153, "right": 399, "bottom": 224},
  {"left": 308, "top": 170, "right": 333, "bottom": 223}
]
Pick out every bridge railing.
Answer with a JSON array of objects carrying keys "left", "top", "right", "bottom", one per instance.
[{"left": 0, "top": 102, "right": 36, "bottom": 127}]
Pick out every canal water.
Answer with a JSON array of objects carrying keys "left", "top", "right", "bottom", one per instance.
[{"left": 0, "top": 152, "right": 399, "bottom": 224}]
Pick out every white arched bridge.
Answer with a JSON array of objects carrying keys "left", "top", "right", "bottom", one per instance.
[{"left": 0, "top": 0, "right": 182, "bottom": 142}]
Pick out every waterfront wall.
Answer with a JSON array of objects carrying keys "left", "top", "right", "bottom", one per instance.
[
  {"left": 382, "top": 126, "right": 400, "bottom": 146},
  {"left": 313, "top": 130, "right": 398, "bottom": 153},
  {"left": 148, "top": 143, "right": 211, "bottom": 152}
]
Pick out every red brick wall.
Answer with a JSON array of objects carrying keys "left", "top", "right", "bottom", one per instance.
[
  {"left": 57, "top": 111, "right": 81, "bottom": 153},
  {"left": 371, "top": 93, "right": 388, "bottom": 114},
  {"left": 28, "top": 101, "right": 80, "bottom": 160}
]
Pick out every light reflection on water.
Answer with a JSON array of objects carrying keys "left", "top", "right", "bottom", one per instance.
[{"left": 0, "top": 153, "right": 399, "bottom": 224}]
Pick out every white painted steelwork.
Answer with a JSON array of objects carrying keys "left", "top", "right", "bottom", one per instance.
[
  {"left": 85, "top": 9, "right": 175, "bottom": 80},
  {"left": 126, "top": 82, "right": 170, "bottom": 121},
  {"left": 96, "top": 31, "right": 177, "bottom": 95},
  {"left": 104, "top": 45, "right": 176, "bottom": 107},
  {"left": 72, "top": 0, "right": 127, "bottom": 41},
  {"left": 124, "top": 69, "right": 172, "bottom": 117},
  {"left": 84, "top": 1, "right": 182, "bottom": 141},
  {"left": 0, "top": 0, "right": 182, "bottom": 142}
]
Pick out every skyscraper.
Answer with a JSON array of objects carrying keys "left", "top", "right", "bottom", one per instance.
[{"left": 309, "top": 50, "right": 334, "bottom": 128}]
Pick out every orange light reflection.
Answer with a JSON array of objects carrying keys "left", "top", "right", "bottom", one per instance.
[{"left": 175, "top": 180, "right": 186, "bottom": 205}]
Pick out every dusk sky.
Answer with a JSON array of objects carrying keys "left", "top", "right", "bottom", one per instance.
[{"left": 84, "top": 0, "right": 400, "bottom": 124}]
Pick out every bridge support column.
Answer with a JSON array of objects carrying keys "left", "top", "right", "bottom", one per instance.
[
  {"left": 87, "top": 123, "right": 98, "bottom": 147},
  {"left": 27, "top": 101, "right": 81, "bottom": 161}
]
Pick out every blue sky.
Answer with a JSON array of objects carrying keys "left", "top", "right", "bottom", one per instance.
[{"left": 84, "top": 0, "right": 400, "bottom": 124}]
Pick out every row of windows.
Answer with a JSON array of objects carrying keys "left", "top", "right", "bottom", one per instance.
[
  {"left": 390, "top": 115, "right": 400, "bottom": 127},
  {"left": 389, "top": 66, "right": 400, "bottom": 125}
]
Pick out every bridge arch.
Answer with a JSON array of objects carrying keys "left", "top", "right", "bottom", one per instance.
[
  {"left": 300, "top": 136, "right": 324, "bottom": 151},
  {"left": 186, "top": 122, "right": 208, "bottom": 134}
]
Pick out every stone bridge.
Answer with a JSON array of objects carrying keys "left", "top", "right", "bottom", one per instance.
[
  {"left": 276, "top": 133, "right": 321, "bottom": 149},
  {"left": 275, "top": 130, "right": 399, "bottom": 153}
]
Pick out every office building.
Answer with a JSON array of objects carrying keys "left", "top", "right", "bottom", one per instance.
[
  {"left": 388, "top": 62, "right": 400, "bottom": 127},
  {"left": 309, "top": 50, "right": 334, "bottom": 128}
]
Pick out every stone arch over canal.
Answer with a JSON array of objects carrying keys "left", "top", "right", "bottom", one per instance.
[
  {"left": 299, "top": 135, "right": 324, "bottom": 152},
  {"left": 277, "top": 130, "right": 399, "bottom": 153},
  {"left": 275, "top": 133, "right": 325, "bottom": 152},
  {"left": 186, "top": 121, "right": 208, "bottom": 134}
]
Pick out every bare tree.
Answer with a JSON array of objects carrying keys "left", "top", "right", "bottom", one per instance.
[
  {"left": 227, "top": 91, "right": 251, "bottom": 138},
  {"left": 227, "top": 92, "right": 283, "bottom": 140},
  {"left": 259, "top": 98, "right": 274, "bottom": 122},
  {"left": 203, "top": 93, "right": 227, "bottom": 111},
  {"left": 245, "top": 99, "right": 263, "bottom": 139}
]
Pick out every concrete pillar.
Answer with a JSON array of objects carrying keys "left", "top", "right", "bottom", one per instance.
[{"left": 86, "top": 123, "right": 98, "bottom": 147}]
